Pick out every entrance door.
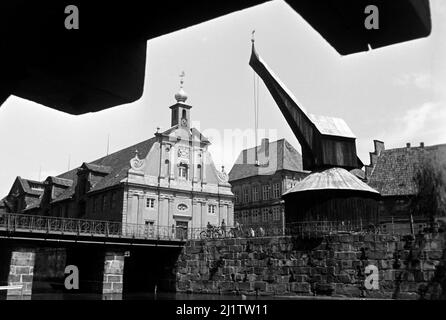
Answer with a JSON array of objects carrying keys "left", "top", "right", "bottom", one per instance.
[{"left": 175, "top": 221, "right": 188, "bottom": 239}]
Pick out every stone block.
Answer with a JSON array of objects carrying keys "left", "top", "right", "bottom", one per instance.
[
  {"left": 427, "top": 250, "right": 443, "bottom": 260},
  {"left": 334, "top": 251, "right": 357, "bottom": 260},
  {"left": 335, "top": 284, "right": 361, "bottom": 297},
  {"left": 218, "top": 281, "right": 235, "bottom": 292},
  {"left": 254, "top": 281, "right": 267, "bottom": 291},
  {"left": 112, "top": 283, "right": 123, "bottom": 291},
  {"left": 295, "top": 275, "right": 308, "bottom": 282},
  {"left": 421, "top": 260, "right": 438, "bottom": 270},
  {"left": 237, "top": 282, "right": 254, "bottom": 291},
  {"left": 336, "top": 273, "right": 352, "bottom": 284},
  {"left": 396, "top": 292, "right": 419, "bottom": 300},
  {"left": 293, "top": 267, "right": 310, "bottom": 274},
  {"left": 8, "top": 274, "right": 21, "bottom": 282},
  {"left": 106, "top": 275, "right": 122, "bottom": 283},
  {"left": 368, "top": 251, "right": 387, "bottom": 260},
  {"left": 339, "top": 235, "right": 354, "bottom": 243},
  {"left": 314, "top": 283, "right": 335, "bottom": 295}
]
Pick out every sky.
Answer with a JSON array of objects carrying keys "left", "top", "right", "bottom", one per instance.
[{"left": 1, "top": 0, "right": 446, "bottom": 197}]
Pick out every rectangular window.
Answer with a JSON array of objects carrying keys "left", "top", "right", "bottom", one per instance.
[
  {"left": 262, "top": 208, "right": 268, "bottom": 222},
  {"left": 262, "top": 185, "right": 270, "bottom": 200},
  {"left": 273, "top": 207, "right": 281, "bottom": 221},
  {"left": 252, "top": 209, "right": 259, "bottom": 223},
  {"left": 252, "top": 186, "right": 259, "bottom": 202},
  {"left": 242, "top": 210, "right": 249, "bottom": 223},
  {"left": 208, "top": 204, "right": 216, "bottom": 214},
  {"left": 179, "top": 163, "right": 188, "bottom": 179},
  {"left": 146, "top": 198, "right": 155, "bottom": 209},
  {"left": 243, "top": 187, "right": 249, "bottom": 203},
  {"left": 234, "top": 191, "right": 240, "bottom": 204},
  {"left": 272, "top": 183, "right": 280, "bottom": 199}
]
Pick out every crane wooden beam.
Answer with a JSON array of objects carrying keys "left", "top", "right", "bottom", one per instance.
[{"left": 249, "top": 43, "right": 363, "bottom": 171}]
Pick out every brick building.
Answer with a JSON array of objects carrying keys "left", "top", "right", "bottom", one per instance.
[
  {"left": 228, "top": 138, "right": 308, "bottom": 232},
  {"left": 366, "top": 140, "right": 446, "bottom": 234},
  {"left": 2, "top": 85, "right": 234, "bottom": 235}
]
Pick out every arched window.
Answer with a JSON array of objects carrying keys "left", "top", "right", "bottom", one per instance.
[
  {"left": 182, "top": 109, "right": 187, "bottom": 119},
  {"left": 179, "top": 163, "right": 188, "bottom": 179},
  {"left": 197, "top": 164, "right": 202, "bottom": 180},
  {"left": 164, "top": 159, "right": 170, "bottom": 177}
]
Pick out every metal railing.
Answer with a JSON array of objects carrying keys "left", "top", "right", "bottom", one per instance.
[
  {"left": 0, "top": 213, "right": 387, "bottom": 242},
  {"left": 0, "top": 213, "right": 185, "bottom": 241}
]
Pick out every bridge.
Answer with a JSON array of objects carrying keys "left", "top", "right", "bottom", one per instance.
[
  {"left": 0, "top": 212, "right": 194, "bottom": 298},
  {"left": 0, "top": 212, "right": 382, "bottom": 299},
  {"left": 0, "top": 212, "right": 189, "bottom": 247}
]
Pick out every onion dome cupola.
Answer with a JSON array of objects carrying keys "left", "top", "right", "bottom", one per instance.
[{"left": 170, "top": 71, "right": 192, "bottom": 128}]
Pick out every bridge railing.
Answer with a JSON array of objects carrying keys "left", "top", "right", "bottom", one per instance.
[
  {"left": 187, "top": 220, "right": 383, "bottom": 240},
  {"left": 0, "top": 213, "right": 184, "bottom": 241},
  {"left": 0, "top": 213, "right": 384, "bottom": 241}
]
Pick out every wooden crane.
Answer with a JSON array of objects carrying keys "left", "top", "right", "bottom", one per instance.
[{"left": 249, "top": 41, "right": 363, "bottom": 172}]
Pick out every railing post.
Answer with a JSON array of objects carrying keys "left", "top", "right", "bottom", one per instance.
[{"left": 106, "top": 222, "right": 109, "bottom": 237}]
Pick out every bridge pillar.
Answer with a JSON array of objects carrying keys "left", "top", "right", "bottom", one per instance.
[
  {"left": 103, "top": 251, "right": 125, "bottom": 297},
  {"left": 7, "top": 248, "right": 36, "bottom": 296}
]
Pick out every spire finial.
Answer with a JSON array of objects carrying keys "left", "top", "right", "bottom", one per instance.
[
  {"left": 175, "top": 71, "right": 188, "bottom": 103},
  {"left": 179, "top": 71, "right": 185, "bottom": 88},
  {"left": 251, "top": 30, "right": 255, "bottom": 43}
]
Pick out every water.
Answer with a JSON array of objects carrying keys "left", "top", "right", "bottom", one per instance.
[
  {"left": 4, "top": 292, "right": 292, "bottom": 300},
  {"left": 4, "top": 292, "right": 373, "bottom": 300}
]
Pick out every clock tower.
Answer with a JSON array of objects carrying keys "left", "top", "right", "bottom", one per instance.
[{"left": 170, "top": 71, "right": 191, "bottom": 128}]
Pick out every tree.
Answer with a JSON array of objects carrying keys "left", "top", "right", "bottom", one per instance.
[{"left": 411, "top": 157, "right": 446, "bottom": 226}]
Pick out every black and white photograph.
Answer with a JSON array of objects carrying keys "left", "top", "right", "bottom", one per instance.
[{"left": 0, "top": 0, "right": 445, "bottom": 317}]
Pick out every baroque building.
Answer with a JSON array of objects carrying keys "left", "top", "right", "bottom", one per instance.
[
  {"left": 228, "top": 138, "right": 308, "bottom": 232},
  {"left": 2, "top": 81, "right": 234, "bottom": 236}
]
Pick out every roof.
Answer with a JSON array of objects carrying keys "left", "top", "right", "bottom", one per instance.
[
  {"left": 82, "top": 163, "right": 112, "bottom": 175},
  {"left": 308, "top": 114, "right": 356, "bottom": 139},
  {"left": 46, "top": 176, "right": 74, "bottom": 187},
  {"left": 283, "top": 167, "right": 380, "bottom": 197},
  {"left": 17, "top": 177, "right": 45, "bottom": 196},
  {"left": 229, "top": 139, "right": 306, "bottom": 182},
  {"left": 350, "top": 168, "right": 366, "bottom": 180},
  {"left": 368, "top": 143, "right": 446, "bottom": 197},
  {"left": 51, "top": 136, "right": 158, "bottom": 202}
]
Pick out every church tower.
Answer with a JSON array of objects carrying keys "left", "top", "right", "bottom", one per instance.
[{"left": 170, "top": 71, "right": 191, "bottom": 128}]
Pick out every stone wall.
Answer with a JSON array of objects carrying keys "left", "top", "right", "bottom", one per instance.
[
  {"left": 7, "top": 249, "right": 36, "bottom": 296},
  {"left": 176, "top": 232, "right": 446, "bottom": 299}
]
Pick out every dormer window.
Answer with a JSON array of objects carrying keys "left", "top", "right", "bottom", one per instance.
[{"left": 179, "top": 163, "right": 188, "bottom": 180}]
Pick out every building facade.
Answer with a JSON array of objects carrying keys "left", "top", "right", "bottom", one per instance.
[
  {"left": 228, "top": 138, "right": 308, "bottom": 233},
  {"left": 2, "top": 85, "right": 234, "bottom": 236}
]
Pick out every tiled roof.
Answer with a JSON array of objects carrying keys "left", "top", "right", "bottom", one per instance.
[
  {"left": 229, "top": 139, "right": 306, "bottom": 182},
  {"left": 50, "top": 137, "right": 158, "bottom": 202},
  {"left": 17, "top": 177, "right": 45, "bottom": 196},
  {"left": 82, "top": 163, "right": 112, "bottom": 174},
  {"left": 46, "top": 176, "right": 74, "bottom": 187},
  {"left": 350, "top": 168, "right": 365, "bottom": 180},
  {"left": 283, "top": 167, "right": 380, "bottom": 196},
  {"left": 368, "top": 143, "right": 446, "bottom": 196}
]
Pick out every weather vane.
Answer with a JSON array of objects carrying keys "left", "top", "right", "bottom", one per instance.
[{"left": 179, "top": 71, "right": 185, "bottom": 88}]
